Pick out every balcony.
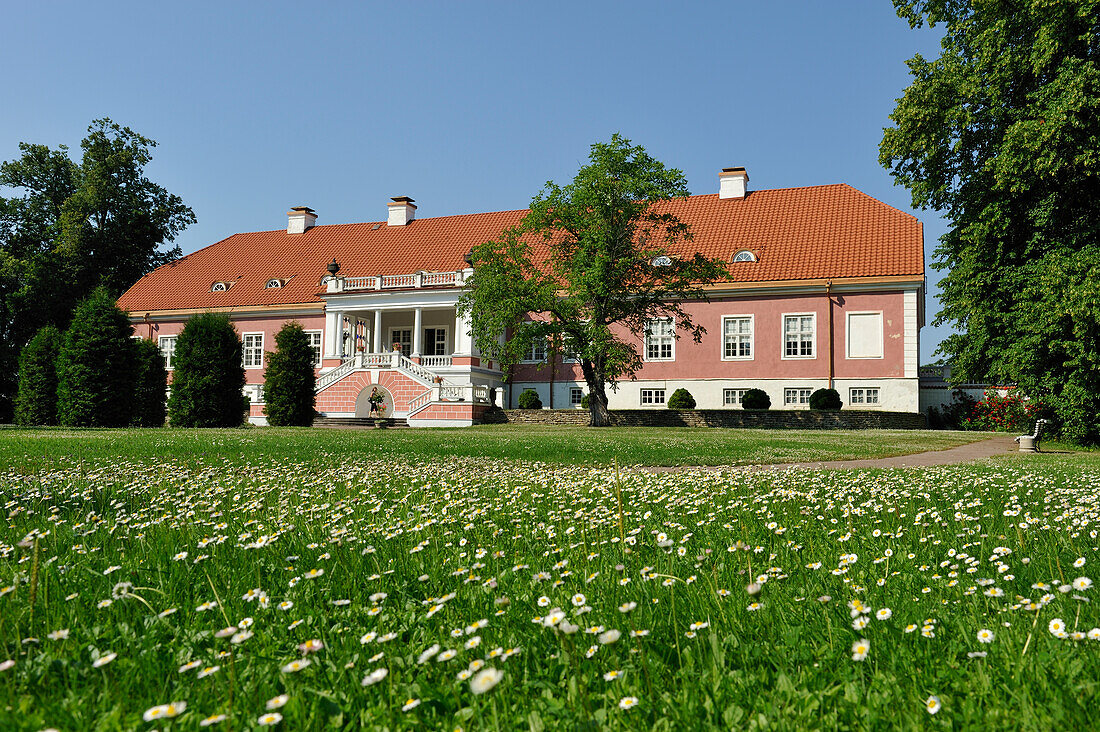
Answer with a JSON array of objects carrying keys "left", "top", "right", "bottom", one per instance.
[{"left": 327, "top": 270, "right": 468, "bottom": 293}]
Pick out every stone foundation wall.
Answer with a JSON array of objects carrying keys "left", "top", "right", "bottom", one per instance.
[{"left": 485, "top": 408, "right": 926, "bottom": 429}]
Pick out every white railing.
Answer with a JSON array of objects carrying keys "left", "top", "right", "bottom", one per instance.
[
  {"left": 315, "top": 358, "right": 356, "bottom": 392},
  {"left": 398, "top": 355, "right": 438, "bottom": 385},
  {"left": 331, "top": 270, "right": 466, "bottom": 293},
  {"left": 420, "top": 355, "right": 452, "bottom": 368},
  {"left": 407, "top": 389, "right": 433, "bottom": 416},
  {"left": 438, "top": 384, "right": 491, "bottom": 404},
  {"left": 360, "top": 352, "right": 393, "bottom": 368}
]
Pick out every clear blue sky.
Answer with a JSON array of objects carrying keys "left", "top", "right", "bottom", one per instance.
[{"left": 1, "top": 0, "right": 952, "bottom": 362}]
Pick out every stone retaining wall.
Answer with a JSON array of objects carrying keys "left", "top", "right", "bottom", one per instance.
[{"left": 483, "top": 408, "right": 926, "bottom": 429}]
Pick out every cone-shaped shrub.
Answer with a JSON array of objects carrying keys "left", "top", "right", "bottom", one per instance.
[
  {"left": 56, "top": 289, "right": 137, "bottom": 427},
  {"left": 15, "top": 325, "right": 63, "bottom": 426},
  {"left": 263, "top": 322, "right": 316, "bottom": 426},
  {"left": 168, "top": 313, "right": 245, "bottom": 427},
  {"left": 132, "top": 338, "right": 167, "bottom": 427}
]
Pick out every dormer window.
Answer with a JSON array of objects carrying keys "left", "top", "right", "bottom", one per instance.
[
  {"left": 265, "top": 278, "right": 284, "bottom": 289},
  {"left": 651, "top": 255, "right": 672, "bottom": 267},
  {"left": 211, "top": 281, "right": 231, "bottom": 292},
  {"left": 732, "top": 250, "right": 757, "bottom": 263}
]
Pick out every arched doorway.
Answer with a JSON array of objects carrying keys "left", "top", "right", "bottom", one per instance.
[{"left": 355, "top": 385, "right": 394, "bottom": 418}]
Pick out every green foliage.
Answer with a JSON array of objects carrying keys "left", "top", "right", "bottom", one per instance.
[
  {"left": 0, "top": 118, "right": 194, "bottom": 421},
  {"left": 741, "top": 388, "right": 771, "bottom": 410},
  {"left": 263, "top": 322, "right": 317, "bottom": 427},
  {"left": 956, "top": 390, "right": 1040, "bottom": 433},
  {"left": 458, "top": 135, "right": 729, "bottom": 426},
  {"left": 131, "top": 338, "right": 167, "bottom": 427},
  {"left": 168, "top": 313, "right": 245, "bottom": 427},
  {"left": 56, "top": 289, "right": 136, "bottom": 427},
  {"left": 926, "top": 389, "right": 977, "bottom": 430},
  {"left": 580, "top": 393, "right": 590, "bottom": 409},
  {"left": 809, "top": 388, "right": 842, "bottom": 411},
  {"left": 667, "top": 387, "right": 696, "bottom": 410},
  {"left": 14, "top": 325, "right": 62, "bottom": 425},
  {"left": 517, "top": 388, "right": 543, "bottom": 410},
  {"left": 881, "top": 1, "right": 1100, "bottom": 443}
]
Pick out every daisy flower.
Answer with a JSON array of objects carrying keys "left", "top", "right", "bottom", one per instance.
[
  {"left": 851, "top": 638, "right": 870, "bottom": 661},
  {"left": 619, "top": 696, "right": 640, "bottom": 710},
  {"left": 925, "top": 696, "right": 941, "bottom": 714},
  {"left": 281, "top": 659, "right": 311, "bottom": 673},
  {"left": 258, "top": 712, "right": 283, "bottom": 726},
  {"left": 92, "top": 652, "right": 117, "bottom": 668},
  {"left": 976, "top": 628, "right": 994, "bottom": 644},
  {"left": 470, "top": 667, "right": 504, "bottom": 695}
]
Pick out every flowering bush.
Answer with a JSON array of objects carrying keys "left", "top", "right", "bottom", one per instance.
[{"left": 960, "top": 390, "right": 1042, "bottom": 433}]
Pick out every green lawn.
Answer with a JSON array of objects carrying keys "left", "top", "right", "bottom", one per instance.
[
  {"left": 0, "top": 424, "right": 991, "bottom": 469},
  {"left": 1, "top": 432, "right": 1098, "bottom": 730}
]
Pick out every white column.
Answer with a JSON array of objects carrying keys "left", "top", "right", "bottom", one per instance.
[
  {"left": 325, "top": 310, "right": 340, "bottom": 357},
  {"left": 373, "top": 310, "right": 382, "bottom": 353},
  {"left": 412, "top": 307, "right": 423, "bottom": 357},
  {"left": 336, "top": 312, "right": 346, "bottom": 358},
  {"left": 454, "top": 307, "right": 474, "bottom": 356}
]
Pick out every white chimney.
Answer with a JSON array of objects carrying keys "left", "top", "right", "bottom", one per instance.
[
  {"left": 287, "top": 206, "right": 317, "bottom": 234},
  {"left": 719, "top": 167, "right": 749, "bottom": 199},
  {"left": 387, "top": 196, "right": 417, "bottom": 226}
]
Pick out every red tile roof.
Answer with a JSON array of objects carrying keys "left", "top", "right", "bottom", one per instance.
[{"left": 117, "top": 184, "right": 923, "bottom": 313}]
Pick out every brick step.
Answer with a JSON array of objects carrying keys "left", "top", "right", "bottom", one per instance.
[{"left": 312, "top": 417, "right": 410, "bottom": 429}]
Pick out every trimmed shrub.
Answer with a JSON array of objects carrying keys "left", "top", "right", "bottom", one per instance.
[
  {"left": 263, "top": 322, "right": 317, "bottom": 426},
  {"left": 168, "top": 313, "right": 246, "bottom": 427},
  {"left": 741, "top": 388, "right": 771, "bottom": 410},
  {"left": 15, "top": 325, "right": 62, "bottom": 426},
  {"left": 667, "top": 388, "right": 696, "bottom": 410},
  {"left": 132, "top": 338, "right": 167, "bottom": 427},
  {"left": 809, "top": 388, "right": 842, "bottom": 411},
  {"left": 580, "top": 393, "right": 590, "bottom": 409},
  {"left": 517, "top": 388, "right": 543, "bottom": 409},
  {"left": 56, "top": 289, "right": 137, "bottom": 427}
]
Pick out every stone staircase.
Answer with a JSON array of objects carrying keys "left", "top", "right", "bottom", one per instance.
[{"left": 312, "top": 416, "right": 410, "bottom": 429}]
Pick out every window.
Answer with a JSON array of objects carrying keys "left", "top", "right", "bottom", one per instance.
[
  {"left": 305, "top": 330, "right": 323, "bottom": 367},
  {"left": 847, "top": 312, "right": 884, "bottom": 359},
  {"left": 722, "top": 316, "right": 753, "bottom": 359},
  {"left": 723, "top": 388, "right": 747, "bottom": 407},
  {"left": 158, "top": 336, "right": 177, "bottom": 370},
  {"left": 651, "top": 255, "right": 672, "bottom": 267},
  {"left": 640, "top": 389, "right": 666, "bottom": 405},
  {"left": 570, "top": 387, "right": 584, "bottom": 406},
  {"left": 390, "top": 328, "right": 412, "bottom": 354},
  {"left": 850, "top": 387, "right": 880, "bottom": 405},
  {"left": 644, "top": 318, "right": 674, "bottom": 361},
  {"left": 265, "top": 278, "right": 283, "bottom": 289},
  {"left": 523, "top": 338, "right": 547, "bottom": 363},
  {"left": 784, "top": 388, "right": 812, "bottom": 406},
  {"left": 423, "top": 328, "right": 448, "bottom": 356},
  {"left": 783, "top": 314, "right": 815, "bottom": 358},
  {"left": 242, "top": 333, "right": 264, "bottom": 368},
  {"left": 211, "top": 281, "right": 230, "bottom": 292},
  {"left": 244, "top": 384, "right": 264, "bottom": 404},
  {"left": 732, "top": 250, "right": 757, "bottom": 263}
]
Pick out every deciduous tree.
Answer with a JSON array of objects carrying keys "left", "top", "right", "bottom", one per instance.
[
  {"left": 880, "top": 0, "right": 1100, "bottom": 443},
  {"left": 458, "top": 135, "right": 728, "bottom": 426}
]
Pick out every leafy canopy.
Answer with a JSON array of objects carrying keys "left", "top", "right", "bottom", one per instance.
[
  {"left": 458, "top": 135, "right": 728, "bottom": 425},
  {"left": 880, "top": 0, "right": 1100, "bottom": 443}
]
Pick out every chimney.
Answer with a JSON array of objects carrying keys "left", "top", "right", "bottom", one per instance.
[
  {"left": 719, "top": 167, "right": 749, "bottom": 199},
  {"left": 387, "top": 196, "right": 417, "bottom": 226},
  {"left": 287, "top": 206, "right": 317, "bottom": 234}
]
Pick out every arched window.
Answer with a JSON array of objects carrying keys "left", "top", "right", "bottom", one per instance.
[
  {"left": 732, "top": 250, "right": 757, "bottom": 263},
  {"left": 211, "top": 282, "right": 230, "bottom": 292},
  {"left": 651, "top": 255, "right": 672, "bottom": 267},
  {"left": 265, "top": 278, "right": 283, "bottom": 289}
]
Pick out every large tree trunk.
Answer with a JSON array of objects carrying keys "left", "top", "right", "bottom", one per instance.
[{"left": 580, "top": 359, "right": 612, "bottom": 427}]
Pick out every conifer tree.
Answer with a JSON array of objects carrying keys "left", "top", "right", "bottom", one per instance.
[
  {"left": 132, "top": 338, "right": 167, "bottom": 427},
  {"left": 263, "top": 322, "right": 316, "bottom": 427},
  {"left": 168, "top": 313, "right": 245, "bottom": 427},
  {"left": 14, "top": 324, "right": 62, "bottom": 425},
  {"left": 56, "top": 289, "right": 136, "bottom": 427}
]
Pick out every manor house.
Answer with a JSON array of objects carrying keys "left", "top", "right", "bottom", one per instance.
[{"left": 117, "top": 168, "right": 925, "bottom": 426}]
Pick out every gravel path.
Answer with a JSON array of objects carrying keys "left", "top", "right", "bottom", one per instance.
[{"left": 642, "top": 435, "right": 1020, "bottom": 473}]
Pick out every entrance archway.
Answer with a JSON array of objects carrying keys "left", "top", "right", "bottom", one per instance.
[{"left": 355, "top": 385, "right": 394, "bottom": 418}]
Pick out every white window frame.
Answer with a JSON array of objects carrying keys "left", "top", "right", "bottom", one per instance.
[
  {"left": 721, "top": 315, "right": 754, "bottom": 361},
  {"left": 390, "top": 328, "right": 412, "bottom": 355},
  {"left": 781, "top": 313, "right": 817, "bottom": 360},
  {"left": 723, "top": 388, "right": 747, "bottom": 407},
  {"left": 569, "top": 387, "right": 584, "bottom": 406},
  {"left": 644, "top": 318, "right": 675, "bottom": 362},
  {"left": 423, "top": 327, "right": 449, "bottom": 356},
  {"left": 244, "top": 384, "right": 264, "bottom": 404},
  {"left": 845, "top": 311, "right": 885, "bottom": 360},
  {"left": 784, "top": 387, "right": 813, "bottom": 407},
  {"left": 521, "top": 336, "right": 548, "bottom": 363},
  {"left": 242, "top": 333, "right": 264, "bottom": 369},
  {"left": 849, "top": 387, "right": 880, "bottom": 406},
  {"left": 158, "top": 335, "right": 177, "bottom": 371},
  {"left": 640, "top": 388, "right": 666, "bottom": 405},
  {"left": 304, "top": 330, "right": 323, "bottom": 368}
]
